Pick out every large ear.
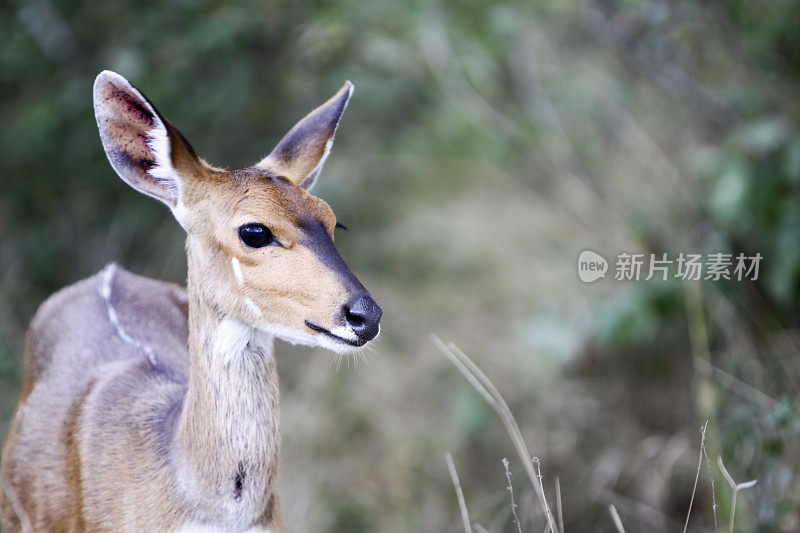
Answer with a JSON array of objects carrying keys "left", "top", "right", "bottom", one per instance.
[
  {"left": 257, "top": 81, "right": 353, "bottom": 191},
  {"left": 93, "top": 70, "right": 199, "bottom": 209}
]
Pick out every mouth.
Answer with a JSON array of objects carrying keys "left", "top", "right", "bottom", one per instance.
[{"left": 304, "top": 320, "right": 368, "bottom": 347}]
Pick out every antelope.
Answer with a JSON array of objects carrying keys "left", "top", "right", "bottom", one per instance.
[{"left": 0, "top": 71, "right": 382, "bottom": 532}]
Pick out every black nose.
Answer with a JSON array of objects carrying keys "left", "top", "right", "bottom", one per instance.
[{"left": 344, "top": 294, "right": 382, "bottom": 341}]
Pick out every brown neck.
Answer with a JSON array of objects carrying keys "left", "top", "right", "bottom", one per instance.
[{"left": 174, "top": 242, "right": 280, "bottom": 513}]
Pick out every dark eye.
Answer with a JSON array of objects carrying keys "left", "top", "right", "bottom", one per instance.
[{"left": 238, "top": 223, "right": 273, "bottom": 248}]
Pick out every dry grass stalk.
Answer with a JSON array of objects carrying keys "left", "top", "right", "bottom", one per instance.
[
  {"left": 502, "top": 458, "right": 522, "bottom": 533},
  {"left": 609, "top": 504, "right": 625, "bottom": 533},
  {"left": 683, "top": 420, "right": 709, "bottom": 533},
  {"left": 555, "top": 476, "right": 564, "bottom": 533},
  {"left": 702, "top": 434, "right": 719, "bottom": 531},
  {"left": 446, "top": 452, "right": 472, "bottom": 533},
  {"left": 433, "top": 335, "right": 559, "bottom": 533},
  {"left": 717, "top": 456, "right": 757, "bottom": 533},
  {"left": 531, "top": 457, "right": 556, "bottom": 532}
]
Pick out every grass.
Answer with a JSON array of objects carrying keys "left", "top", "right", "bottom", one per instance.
[
  {"left": 683, "top": 421, "right": 710, "bottom": 533},
  {"left": 435, "top": 335, "right": 558, "bottom": 532},
  {"left": 439, "top": 338, "right": 765, "bottom": 532},
  {"left": 717, "top": 457, "right": 757, "bottom": 533}
]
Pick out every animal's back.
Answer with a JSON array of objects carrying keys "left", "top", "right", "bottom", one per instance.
[{"left": 1, "top": 264, "right": 191, "bottom": 531}]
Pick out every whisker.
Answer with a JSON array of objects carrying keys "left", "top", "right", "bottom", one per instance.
[{"left": 323, "top": 352, "right": 337, "bottom": 373}]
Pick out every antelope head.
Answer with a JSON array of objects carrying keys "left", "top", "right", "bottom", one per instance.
[{"left": 93, "top": 71, "right": 381, "bottom": 353}]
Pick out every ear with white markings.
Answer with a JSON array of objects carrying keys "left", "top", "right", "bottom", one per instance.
[
  {"left": 257, "top": 81, "right": 353, "bottom": 191},
  {"left": 93, "top": 70, "right": 200, "bottom": 210}
]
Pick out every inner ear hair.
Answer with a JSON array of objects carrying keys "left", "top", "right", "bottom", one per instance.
[
  {"left": 255, "top": 81, "right": 354, "bottom": 192},
  {"left": 93, "top": 70, "right": 200, "bottom": 209}
]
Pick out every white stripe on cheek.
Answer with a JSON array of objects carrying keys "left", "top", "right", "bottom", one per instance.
[{"left": 231, "top": 257, "right": 244, "bottom": 285}]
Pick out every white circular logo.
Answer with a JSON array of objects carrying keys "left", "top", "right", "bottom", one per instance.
[{"left": 578, "top": 250, "right": 608, "bottom": 283}]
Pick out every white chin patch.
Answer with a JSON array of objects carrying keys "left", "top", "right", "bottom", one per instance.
[
  {"left": 315, "top": 336, "right": 362, "bottom": 354},
  {"left": 329, "top": 326, "right": 359, "bottom": 343},
  {"left": 258, "top": 322, "right": 362, "bottom": 354}
]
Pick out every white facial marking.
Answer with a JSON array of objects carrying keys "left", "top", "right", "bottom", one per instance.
[
  {"left": 243, "top": 297, "right": 262, "bottom": 318},
  {"left": 330, "top": 325, "right": 359, "bottom": 342},
  {"left": 231, "top": 257, "right": 244, "bottom": 286}
]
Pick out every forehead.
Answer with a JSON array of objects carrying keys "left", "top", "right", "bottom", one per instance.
[{"left": 224, "top": 168, "right": 335, "bottom": 227}]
